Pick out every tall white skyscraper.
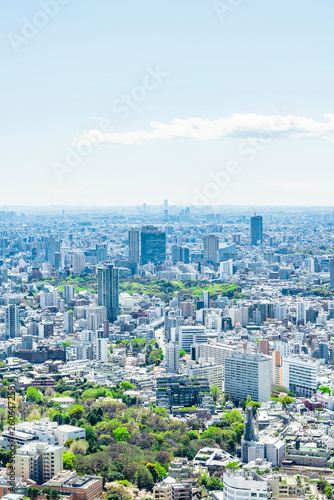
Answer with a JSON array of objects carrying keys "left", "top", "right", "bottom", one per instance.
[
  {"left": 95, "top": 337, "right": 108, "bottom": 362},
  {"left": 5, "top": 304, "right": 20, "bottom": 339},
  {"left": 165, "top": 342, "right": 180, "bottom": 373},
  {"left": 296, "top": 300, "right": 307, "bottom": 325},
  {"left": 72, "top": 253, "right": 86, "bottom": 275}
]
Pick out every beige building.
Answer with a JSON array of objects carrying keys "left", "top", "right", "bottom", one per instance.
[
  {"left": 15, "top": 442, "right": 63, "bottom": 483},
  {"left": 154, "top": 477, "right": 192, "bottom": 500}
]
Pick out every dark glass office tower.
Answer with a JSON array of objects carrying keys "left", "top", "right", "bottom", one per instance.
[
  {"left": 251, "top": 215, "right": 263, "bottom": 245},
  {"left": 141, "top": 226, "right": 166, "bottom": 265}
]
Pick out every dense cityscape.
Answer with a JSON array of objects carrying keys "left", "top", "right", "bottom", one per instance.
[{"left": 0, "top": 205, "right": 333, "bottom": 499}]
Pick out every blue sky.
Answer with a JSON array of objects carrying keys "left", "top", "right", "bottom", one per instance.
[{"left": 1, "top": 0, "right": 334, "bottom": 206}]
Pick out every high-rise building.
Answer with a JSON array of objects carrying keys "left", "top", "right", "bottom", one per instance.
[
  {"left": 15, "top": 442, "right": 63, "bottom": 484},
  {"left": 296, "top": 300, "right": 307, "bottom": 325},
  {"left": 22, "top": 335, "right": 33, "bottom": 350},
  {"left": 72, "top": 253, "right": 86, "bottom": 275},
  {"left": 259, "top": 339, "right": 269, "bottom": 355},
  {"left": 64, "top": 285, "right": 75, "bottom": 304},
  {"left": 163, "top": 199, "right": 169, "bottom": 220},
  {"left": 330, "top": 259, "right": 334, "bottom": 291},
  {"left": 251, "top": 215, "right": 263, "bottom": 245},
  {"left": 171, "top": 246, "right": 190, "bottom": 264},
  {"left": 203, "top": 290, "right": 210, "bottom": 308},
  {"left": 224, "top": 350, "right": 271, "bottom": 402},
  {"left": 203, "top": 235, "right": 219, "bottom": 264},
  {"left": 165, "top": 342, "right": 180, "bottom": 373},
  {"left": 129, "top": 229, "right": 140, "bottom": 263},
  {"left": 45, "top": 237, "right": 61, "bottom": 266},
  {"left": 282, "top": 355, "right": 320, "bottom": 397},
  {"left": 141, "top": 226, "right": 166, "bottom": 265},
  {"left": 0, "top": 238, "right": 6, "bottom": 258},
  {"left": 96, "top": 244, "right": 108, "bottom": 263},
  {"left": 5, "top": 304, "right": 20, "bottom": 339},
  {"left": 179, "top": 300, "right": 194, "bottom": 318},
  {"left": 97, "top": 264, "right": 119, "bottom": 322},
  {"left": 95, "top": 337, "right": 108, "bottom": 362},
  {"left": 319, "top": 342, "right": 329, "bottom": 364},
  {"left": 64, "top": 311, "right": 74, "bottom": 334},
  {"left": 179, "top": 326, "right": 207, "bottom": 352},
  {"left": 244, "top": 406, "right": 257, "bottom": 442},
  {"left": 272, "top": 350, "right": 282, "bottom": 386}
]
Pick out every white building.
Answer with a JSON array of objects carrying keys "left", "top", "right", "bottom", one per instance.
[
  {"left": 296, "top": 300, "right": 307, "bottom": 325},
  {"left": 224, "top": 350, "right": 271, "bottom": 403},
  {"left": 40, "top": 291, "right": 58, "bottom": 308},
  {"left": 205, "top": 310, "right": 222, "bottom": 332},
  {"left": 218, "top": 471, "right": 268, "bottom": 500},
  {"left": 220, "top": 259, "right": 233, "bottom": 281},
  {"left": 182, "top": 360, "right": 224, "bottom": 391},
  {"left": 179, "top": 326, "right": 207, "bottom": 352},
  {"left": 72, "top": 253, "right": 86, "bottom": 275},
  {"left": 165, "top": 342, "right": 180, "bottom": 373},
  {"left": 1, "top": 419, "right": 85, "bottom": 450},
  {"left": 95, "top": 337, "right": 108, "bottom": 362},
  {"left": 282, "top": 355, "right": 320, "bottom": 398}
]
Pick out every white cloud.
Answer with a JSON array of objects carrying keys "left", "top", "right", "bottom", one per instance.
[{"left": 75, "top": 113, "right": 334, "bottom": 146}]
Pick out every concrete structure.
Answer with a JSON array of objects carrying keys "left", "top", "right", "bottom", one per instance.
[
  {"left": 179, "top": 326, "right": 206, "bottom": 352},
  {"left": 165, "top": 342, "right": 180, "bottom": 373},
  {"left": 129, "top": 228, "right": 140, "bottom": 263},
  {"left": 14, "top": 442, "right": 63, "bottom": 483},
  {"left": 282, "top": 355, "right": 320, "bottom": 398},
  {"left": 44, "top": 470, "right": 103, "bottom": 500},
  {"left": 97, "top": 264, "right": 119, "bottom": 322},
  {"left": 219, "top": 470, "right": 267, "bottom": 500},
  {"left": 5, "top": 304, "right": 20, "bottom": 339},
  {"left": 224, "top": 350, "right": 271, "bottom": 403}
]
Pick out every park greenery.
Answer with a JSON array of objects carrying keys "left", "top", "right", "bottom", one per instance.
[
  {"left": 4, "top": 379, "right": 246, "bottom": 494},
  {"left": 33, "top": 274, "right": 242, "bottom": 304}
]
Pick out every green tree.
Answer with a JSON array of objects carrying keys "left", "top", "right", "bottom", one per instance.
[
  {"left": 318, "top": 386, "right": 331, "bottom": 395},
  {"left": 246, "top": 400, "right": 261, "bottom": 415},
  {"left": 113, "top": 426, "right": 130, "bottom": 442},
  {"left": 63, "top": 452, "right": 77, "bottom": 470},
  {"left": 69, "top": 405, "right": 84, "bottom": 419},
  {"left": 26, "top": 487, "right": 41, "bottom": 500},
  {"left": 210, "top": 385, "right": 221, "bottom": 403},
  {"left": 225, "top": 461, "right": 240, "bottom": 470},
  {"left": 135, "top": 465, "right": 154, "bottom": 491},
  {"left": 280, "top": 396, "right": 294, "bottom": 408},
  {"left": 179, "top": 350, "right": 186, "bottom": 358},
  {"left": 120, "top": 381, "right": 135, "bottom": 391},
  {"left": 146, "top": 463, "right": 159, "bottom": 482},
  {"left": 26, "top": 387, "right": 41, "bottom": 402}
]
